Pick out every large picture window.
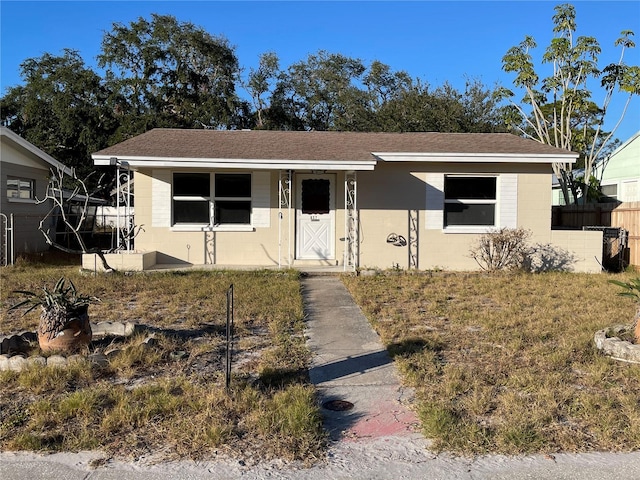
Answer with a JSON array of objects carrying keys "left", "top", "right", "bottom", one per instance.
[
  {"left": 173, "top": 173, "right": 210, "bottom": 224},
  {"left": 444, "top": 176, "right": 497, "bottom": 227},
  {"left": 7, "top": 176, "right": 35, "bottom": 200},
  {"left": 172, "top": 173, "right": 252, "bottom": 226}
]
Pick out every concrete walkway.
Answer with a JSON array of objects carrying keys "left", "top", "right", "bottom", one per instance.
[{"left": 302, "top": 274, "right": 420, "bottom": 442}]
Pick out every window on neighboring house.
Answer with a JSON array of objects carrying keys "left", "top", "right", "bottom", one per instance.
[
  {"left": 601, "top": 184, "right": 618, "bottom": 202},
  {"left": 6, "top": 177, "right": 35, "bottom": 200},
  {"left": 172, "top": 172, "right": 252, "bottom": 226},
  {"left": 444, "top": 176, "right": 497, "bottom": 227},
  {"left": 173, "top": 173, "right": 210, "bottom": 224},
  {"left": 214, "top": 173, "right": 251, "bottom": 224}
]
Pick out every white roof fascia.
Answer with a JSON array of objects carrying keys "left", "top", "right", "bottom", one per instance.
[
  {"left": 372, "top": 152, "right": 579, "bottom": 164},
  {"left": 92, "top": 155, "right": 377, "bottom": 171},
  {"left": 1, "top": 127, "right": 73, "bottom": 175},
  {"left": 608, "top": 130, "right": 640, "bottom": 158}
]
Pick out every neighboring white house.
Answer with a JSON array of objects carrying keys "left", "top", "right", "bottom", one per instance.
[
  {"left": 0, "top": 127, "right": 71, "bottom": 262},
  {"left": 594, "top": 130, "right": 640, "bottom": 203}
]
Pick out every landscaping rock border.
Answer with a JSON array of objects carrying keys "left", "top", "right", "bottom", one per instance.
[
  {"left": 0, "top": 321, "right": 146, "bottom": 372},
  {"left": 594, "top": 325, "right": 640, "bottom": 364}
]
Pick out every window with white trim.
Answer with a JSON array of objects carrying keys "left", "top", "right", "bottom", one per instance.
[
  {"left": 172, "top": 173, "right": 252, "bottom": 226},
  {"left": 7, "top": 176, "right": 35, "bottom": 200},
  {"left": 214, "top": 173, "right": 251, "bottom": 224},
  {"left": 444, "top": 176, "right": 497, "bottom": 227},
  {"left": 601, "top": 184, "right": 618, "bottom": 202},
  {"left": 173, "top": 173, "right": 210, "bottom": 224}
]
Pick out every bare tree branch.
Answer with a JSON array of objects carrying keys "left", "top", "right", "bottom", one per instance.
[{"left": 36, "top": 165, "right": 115, "bottom": 272}]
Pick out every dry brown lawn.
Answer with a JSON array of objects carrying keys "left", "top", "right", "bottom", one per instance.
[
  {"left": 0, "top": 259, "right": 324, "bottom": 463},
  {"left": 342, "top": 270, "right": 640, "bottom": 455},
  {"left": 3, "top": 254, "right": 640, "bottom": 459}
]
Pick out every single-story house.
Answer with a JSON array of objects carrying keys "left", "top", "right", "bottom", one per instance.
[
  {"left": 89, "top": 129, "right": 603, "bottom": 272},
  {"left": 0, "top": 127, "right": 71, "bottom": 263},
  {"left": 594, "top": 130, "right": 640, "bottom": 203}
]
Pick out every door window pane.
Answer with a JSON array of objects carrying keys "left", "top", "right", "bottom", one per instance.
[{"left": 301, "top": 179, "right": 330, "bottom": 214}]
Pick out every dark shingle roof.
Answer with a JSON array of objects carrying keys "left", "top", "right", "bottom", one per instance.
[{"left": 93, "top": 129, "right": 576, "bottom": 161}]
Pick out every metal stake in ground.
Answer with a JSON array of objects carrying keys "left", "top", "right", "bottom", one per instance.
[{"left": 225, "top": 284, "right": 234, "bottom": 392}]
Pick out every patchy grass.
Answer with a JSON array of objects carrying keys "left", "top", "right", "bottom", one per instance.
[
  {"left": 0, "top": 262, "right": 324, "bottom": 463},
  {"left": 343, "top": 270, "right": 640, "bottom": 455}
]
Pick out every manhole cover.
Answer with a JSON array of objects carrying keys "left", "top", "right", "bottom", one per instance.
[{"left": 322, "top": 400, "right": 354, "bottom": 411}]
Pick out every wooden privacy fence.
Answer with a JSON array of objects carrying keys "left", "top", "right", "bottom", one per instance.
[
  {"left": 612, "top": 202, "right": 640, "bottom": 268},
  {"left": 552, "top": 202, "right": 640, "bottom": 268}
]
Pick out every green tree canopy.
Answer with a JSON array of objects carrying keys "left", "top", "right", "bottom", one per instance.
[
  {"left": 258, "top": 51, "right": 505, "bottom": 133},
  {"left": 0, "top": 49, "right": 115, "bottom": 181},
  {"left": 500, "top": 3, "right": 639, "bottom": 204},
  {"left": 98, "top": 14, "right": 243, "bottom": 137},
  {"left": 266, "top": 50, "right": 368, "bottom": 131}
]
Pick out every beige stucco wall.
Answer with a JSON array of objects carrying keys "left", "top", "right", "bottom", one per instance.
[
  {"left": 356, "top": 163, "right": 425, "bottom": 270},
  {"left": 356, "top": 162, "right": 601, "bottom": 273},
  {"left": 132, "top": 162, "right": 602, "bottom": 273},
  {"left": 547, "top": 230, "right": 603, "bottom": 273},
  {"left": 356, "top": 163, "right": 548, "bottom": 270},
  {"left": 82, "top": 251, "right": 157, "bottom": 271},
  {"left": 134, "top": 169, "right": 292, "bottom": 266}
]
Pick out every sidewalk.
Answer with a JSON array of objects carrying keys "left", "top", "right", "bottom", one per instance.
[
  {"left": 2, "top": 273, "right": 640, "bottom": 479},
  {"left": 301, "top": 274, "right": 421, "bottom": 442}
]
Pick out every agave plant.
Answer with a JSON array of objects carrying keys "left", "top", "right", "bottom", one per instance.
[
  {"left": 609, "top": 277, "right": 640, "bottom": 302},
  {"left": 11, "top": 277, "right": 99, "bottom": 315},
  {"left": 609, "top": 277, "right": 640, "bottom": 342},
  {"left": 10, "top": 277, "right": 99, "bottom": 352}
]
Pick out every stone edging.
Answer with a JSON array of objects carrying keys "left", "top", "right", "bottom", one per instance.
[
  {"left": 594, "top": 325, "right": 640, "bottom": 364},
  {"left": 0, "top": 322, "right": 150, "bottom": 372}
]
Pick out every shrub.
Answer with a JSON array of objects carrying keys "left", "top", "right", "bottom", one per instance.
[{"left": 469, "top": 228, "right": 532, "bottom": 272}]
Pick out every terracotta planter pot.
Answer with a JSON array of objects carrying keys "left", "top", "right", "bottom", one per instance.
[{"left": 38, "top": 305, "right": 92, "bottom": 353}]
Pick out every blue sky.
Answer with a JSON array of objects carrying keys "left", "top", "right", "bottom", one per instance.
[{"left": 1, "top": 1, "right": 639, "bottom": 141}]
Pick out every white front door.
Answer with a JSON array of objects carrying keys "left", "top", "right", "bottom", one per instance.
[{"left": 296, "top": 174, "right": 335, "bottom": 260}]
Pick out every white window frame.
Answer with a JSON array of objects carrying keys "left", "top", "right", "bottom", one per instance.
[
  {"left": 170, "top": 172, "right": 255, "bottom": 232},
  {"left": 213, "top": 173, "right": 252, "bottom": 227},
  {"left": 172, "top": 172, "right": 211, "bottom": 227},
  {"left": 443, "top": 174, "right": 498, "bottom": 233},
  {"left": 6, "top": 176, "right": 36, "bottom": 203}
]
